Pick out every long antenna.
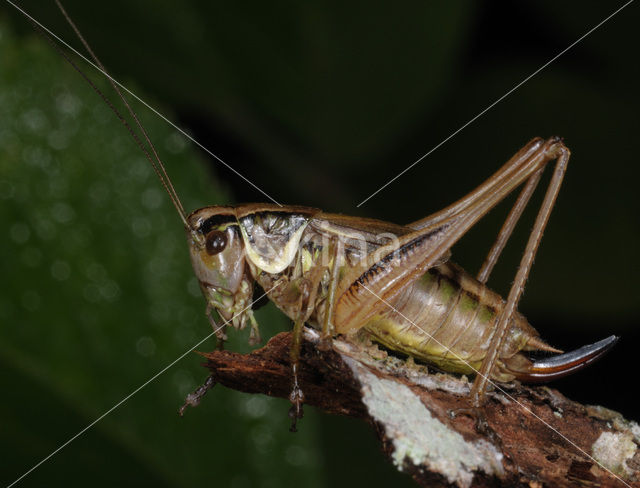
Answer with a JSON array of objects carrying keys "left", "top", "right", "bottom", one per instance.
[
  {"left": 31, "top": 0, "right": 191, "bottom": 229},
  {"left": 54, "top": 0, "right": 191, "bottom": 227}
]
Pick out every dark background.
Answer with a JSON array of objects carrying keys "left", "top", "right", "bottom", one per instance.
[{"left": 1, "top": 1, "right": 638, "bottom": 487}]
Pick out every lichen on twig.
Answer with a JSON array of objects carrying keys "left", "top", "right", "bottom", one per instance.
[{"left": 188, "top": 328, "right": 639, "bottom": 488}]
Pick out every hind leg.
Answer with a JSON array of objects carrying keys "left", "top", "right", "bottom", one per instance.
[{"left": 470, "top": 139, "right": 570, "bottom": 405}]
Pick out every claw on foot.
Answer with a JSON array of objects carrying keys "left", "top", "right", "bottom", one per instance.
[
  {"left": 248, "top": 311, "right": 262, "bottom": 346},
  {"left": 288, "top": 384, "right": 305, "bottom": 432},
  {"left": 179, "top": 375, "right": 216, "bottom": 416},
  {"left": 449, "top": 406, "right": 501, "bottom": 446},
  {"left": 316, "top": 335, "right": 333, "bottom": 352}
]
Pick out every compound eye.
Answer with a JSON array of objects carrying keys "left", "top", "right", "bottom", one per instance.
[{"left": 205, "top": 230, "right": 227, "bottom": 255}]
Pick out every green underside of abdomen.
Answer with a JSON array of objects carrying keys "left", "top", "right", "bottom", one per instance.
[{"left": 363, "top": 316, "right": 482, "bottom": 376}]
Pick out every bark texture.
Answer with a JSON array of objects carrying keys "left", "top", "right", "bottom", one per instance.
[{"left": 187, "top": 329, "right": 640, "bottom": 488}]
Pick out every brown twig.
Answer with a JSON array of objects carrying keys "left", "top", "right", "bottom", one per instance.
[{"left": 187, "top": 329, "right": 640, "bottom": 488}]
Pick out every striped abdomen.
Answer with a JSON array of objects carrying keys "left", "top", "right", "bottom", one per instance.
[{"left": 362, "top": 261, "right": 554, "bottom": 381}]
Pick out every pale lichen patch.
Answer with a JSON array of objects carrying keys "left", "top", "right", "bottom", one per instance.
[
  {"left": 631, "top": 422, "right": 640, "bottom": 445},
  {"left": 344, "top": 357, "right": 503, "bottom": 488},
  {"left": 592, "top": 431, "right": 637, "bottom": 478}
]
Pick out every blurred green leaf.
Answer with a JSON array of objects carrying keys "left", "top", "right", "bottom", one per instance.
[
  {"left": 0, "top": 21, "right": 327, "bottom": 488},
  {"left": 7, "top": 0, "right": 475, "bottom": 209}
]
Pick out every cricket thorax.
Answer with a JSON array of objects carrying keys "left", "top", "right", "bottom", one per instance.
[
  {"left": 245, "top": 214, "right": 334, "bottom": 323},
  {"left": 249, "top": 212, "right": 408, "bottom": 327},
  {"left": 238, "top": 211, "right": 311, "bottom": 274}
]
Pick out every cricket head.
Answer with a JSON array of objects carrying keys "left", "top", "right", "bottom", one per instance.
[
  {"left": 184, "top": 204, "right": 316, "bottom": 344},
  {"left": 186, "top": 206, "right": 256, "bottom": 336}
]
